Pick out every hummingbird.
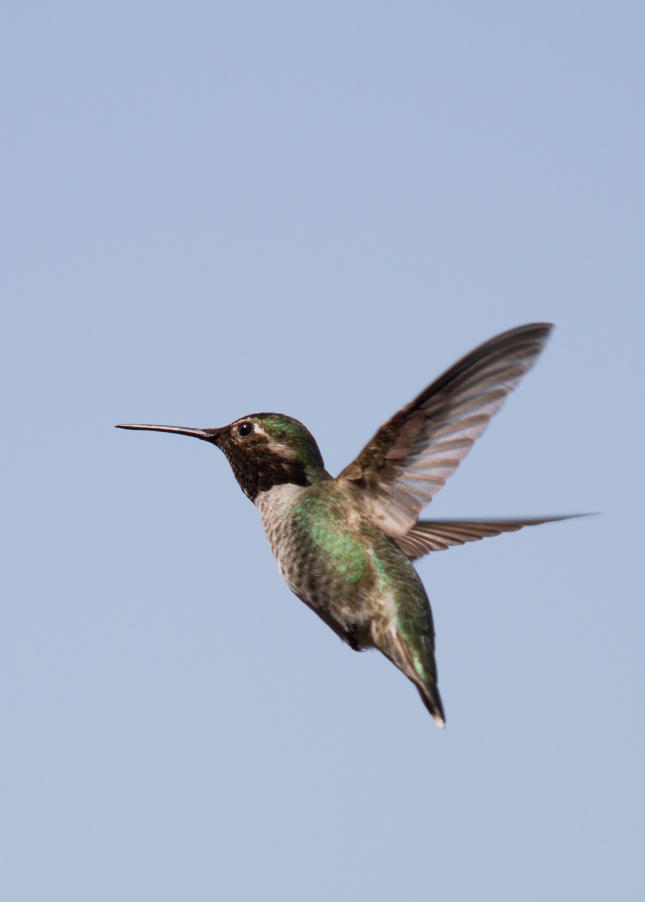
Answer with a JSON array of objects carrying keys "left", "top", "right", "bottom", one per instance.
[{"left": 117, "top": 322, "right": 574, "bottom": 726}]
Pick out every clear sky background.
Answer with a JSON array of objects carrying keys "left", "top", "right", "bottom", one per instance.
[{"left": 2, "top": 3, "right": 643, "bottom": 900}]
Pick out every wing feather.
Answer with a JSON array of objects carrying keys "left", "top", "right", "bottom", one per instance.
[
  {"left": 338, "top": 324, "right": 553, "bottom": 536},
  {"left": 395, "top": 516, "right": 577, "bottom": 559}
]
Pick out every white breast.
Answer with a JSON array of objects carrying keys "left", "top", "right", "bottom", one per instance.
[
  {"left": 254, "top": 483, "right": 307, "bottom": 576},
  {"left": 255, "top": 482, "right": 306, "bottom": 525}
]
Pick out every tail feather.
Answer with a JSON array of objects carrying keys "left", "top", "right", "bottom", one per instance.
[
  {"left": 385, "top": 626, "right": 446, "bottom": 728},
  {"left": 416, "top": 682, "right": 446, "bottom": 728}
]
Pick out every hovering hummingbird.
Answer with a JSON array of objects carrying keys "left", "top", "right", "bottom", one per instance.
[{"left": 118, "top": 323, "right": 575, "bottom": 726}]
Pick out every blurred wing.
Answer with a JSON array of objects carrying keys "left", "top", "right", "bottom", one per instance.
[
  {"left": 394, "top": 516, "right": 576, "bottom": 559},
  {"left": 338, "top": 323, "right": 552, "bottom": 536}
]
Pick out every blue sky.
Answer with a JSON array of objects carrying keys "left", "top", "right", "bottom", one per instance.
[{"left": 2, "top": 3, "right": 643, "bottom": 900}]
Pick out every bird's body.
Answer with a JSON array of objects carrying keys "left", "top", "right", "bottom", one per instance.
[
  {"left": 256, "top": 479, "right": 443, "bottom": 720},
  {"left": 118, "top": 322, "right": 575, "bottom": 726}
]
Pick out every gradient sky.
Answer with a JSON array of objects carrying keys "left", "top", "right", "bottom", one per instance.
[{"left": 2, "top": 3, "right": 643, "bottom": 900}]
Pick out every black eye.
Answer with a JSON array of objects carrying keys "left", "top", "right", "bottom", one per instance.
[{"left": 237, "top": 422, "right": 254, "bottom": 438}]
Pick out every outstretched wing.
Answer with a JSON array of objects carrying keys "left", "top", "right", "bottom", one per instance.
[
  {"left": 338, "top": 323, "right": 552, "bottom": 536},
  {"left": 394, "top": 516, "right": 576, "bottom": 559}
]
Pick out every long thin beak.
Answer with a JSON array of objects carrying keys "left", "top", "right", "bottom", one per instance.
[{"left": 115, "top": 424, "right": 221, "bottom": 443}]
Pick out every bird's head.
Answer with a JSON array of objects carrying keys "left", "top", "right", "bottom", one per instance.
[{"left": 117, "top": 413, "right": 329, "bottom": 501}]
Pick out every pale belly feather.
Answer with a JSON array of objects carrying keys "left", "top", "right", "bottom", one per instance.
[{"left": 255, "top": 482, "right": 398, "bottom": 647}]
